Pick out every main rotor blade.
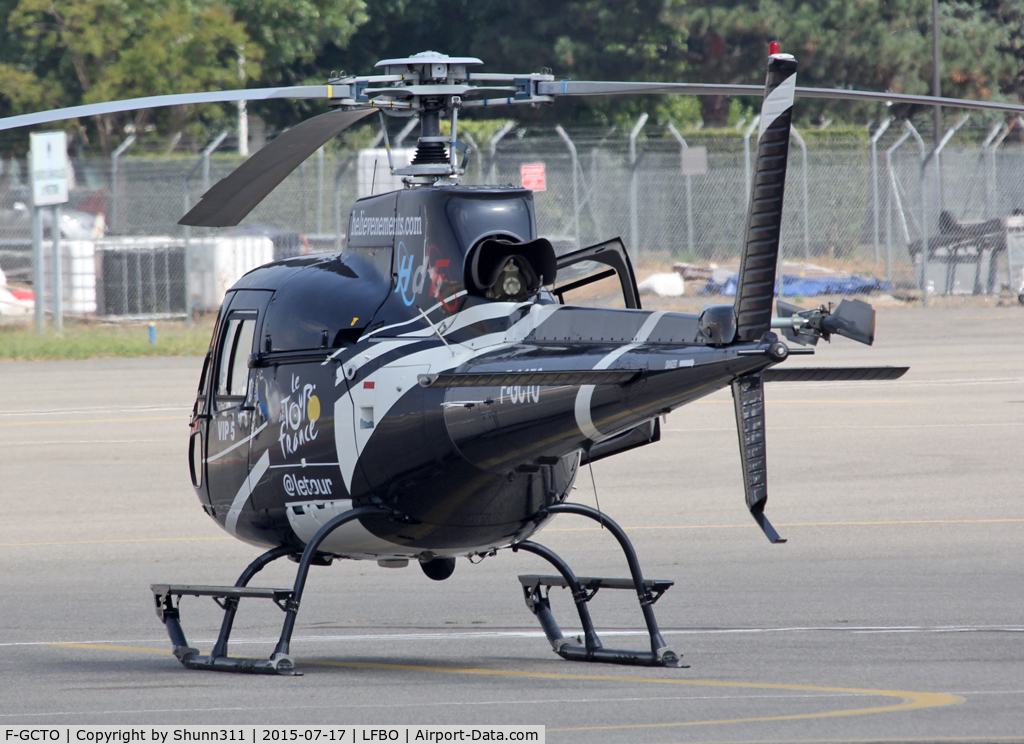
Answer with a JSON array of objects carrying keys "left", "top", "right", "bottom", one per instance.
[
  {"left": 179, "top": 108, "right": 374, "bottom": 228},
  {"left": 539, "top": 81, "right": 763, "bottom": 97},
  {"left": 0, "top": 86, "right": 332, "bottom": 132},
  {"left": 538, "top": 80, "right": 1024, "bottom": 115}
]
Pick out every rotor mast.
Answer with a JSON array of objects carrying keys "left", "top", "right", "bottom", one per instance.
[{"left": 346, "top": 52, "right": 486, "bottom": 186}]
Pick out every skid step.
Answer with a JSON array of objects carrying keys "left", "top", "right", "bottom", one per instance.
[
  {"left": 151, "top": 582, "right": 298, "bottom": 675},
  {"left": 518, "top": 574, "right": 673, "bottom": 603},
  {"left": 151, "top": 584, "right": 292, "bottom": 601},
  {"left": 515, "top": 567, "right": 684, "bottom": 668}
]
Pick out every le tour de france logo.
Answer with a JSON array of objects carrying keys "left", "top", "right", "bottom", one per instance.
[
  {"left": 395, "top": 242, "right": 459, "bottom": 311},
  {"left": 279, "top": 373, "right": 320, "bottom": 458}
]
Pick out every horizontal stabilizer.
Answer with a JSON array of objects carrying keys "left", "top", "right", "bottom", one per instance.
[
  {"left": 419, "top": 369, "right": 642, "bottom": 388},
  {"left": 762, "top": 366, "right": 909, "bottom": 383}
]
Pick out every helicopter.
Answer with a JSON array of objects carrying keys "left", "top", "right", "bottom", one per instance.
[{"left": 20, "top": 45, "right": 1005, "bottom": 677}]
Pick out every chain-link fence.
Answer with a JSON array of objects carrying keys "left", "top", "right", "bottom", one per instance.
[{"left": 3, "top": 118, "right": 1023, "bottom": 320}]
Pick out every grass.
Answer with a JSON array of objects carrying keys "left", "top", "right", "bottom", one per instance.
[{"left": 0, "top": 317, "right": 214, "bottom": 361}]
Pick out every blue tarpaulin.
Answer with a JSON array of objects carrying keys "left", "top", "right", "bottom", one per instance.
[{"left": 701, "top": 274, "right": 890, "bottom": 297}]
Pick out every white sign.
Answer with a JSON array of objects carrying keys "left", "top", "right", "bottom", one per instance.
[
  {"left": 681, "top": 146, "right": 708, "bottom": 176},
  {"left": 30, "top": 131, "right": 70, "bottom": 206},
  {"left": 520, "top": 162, "right": 546, "bottom": 191}
]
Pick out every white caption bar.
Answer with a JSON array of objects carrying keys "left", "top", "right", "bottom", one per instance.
[{"left": 1, "top": 727, "right": 544, "bottom": 744}]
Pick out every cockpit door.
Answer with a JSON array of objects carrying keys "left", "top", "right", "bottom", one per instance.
[{"left": 204, "top": 290, "right": 271, "bottom": 530}]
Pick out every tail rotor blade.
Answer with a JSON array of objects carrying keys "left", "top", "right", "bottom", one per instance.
[
  {"left": 821, "top": 299, "right": 876, "bottom": 346},
  {"left": 731, "top": 373, "right": 786, "bottom": 544},
  {"left": 772, "top": 298, "right": 878, "bottom": 346},
  {"left": 180, "top": 108, "right": 374, "bottom": 227},
  {"left": 734, "top": 50, "right": 798, "bottom": 342}
]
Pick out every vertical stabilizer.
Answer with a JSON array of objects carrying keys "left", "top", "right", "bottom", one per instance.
[{"left": 734, "top": 50, "right": 798, "bottom": 342}]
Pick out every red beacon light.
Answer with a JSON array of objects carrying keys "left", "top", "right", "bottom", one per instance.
[{"left": 769, "top": 41, "right": 781, "bottom": 55}]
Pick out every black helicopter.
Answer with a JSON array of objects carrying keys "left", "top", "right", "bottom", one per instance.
[{"left": 3, "top": 48, "right": 931, "bottom": 675}]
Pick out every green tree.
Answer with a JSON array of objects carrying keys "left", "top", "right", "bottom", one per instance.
[
  {"left": 224, "top": 0, "right": 367, "bottom": 78},
  {"left": 322, "top": 0, "right": 691, "bottom": 127},
  {"left": 662, "top": 0, "right": 1022, "bottom": 126},
  {"left": 0, "top": 0, "right": 259, "bottom": 153},
  {"left": 0, "top": 0, "right": 370, "bottom": 152},
  {"left": 218, "top": 0, "right": 368, "bottom": 129}
]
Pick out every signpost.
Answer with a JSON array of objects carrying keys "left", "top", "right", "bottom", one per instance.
[{"left": 29, "top": 131, "right": 70, "bottom": 334}]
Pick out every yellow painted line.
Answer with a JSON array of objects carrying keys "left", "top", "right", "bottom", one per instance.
[
  {"left": 767, "top": 400, "right": 919, "bottom": 404},
  {"left": 43, "top": 643, "right": 963, "bottom": 729},
  {"left": 634, "top": 739, "right": 1024, "bottom": 744},
  {"left": 0, "top": 415, "right": 180, "bottom": 427},
  {"left": 546, "top": 518, "right": 1024, "bottom": 532},
  {"left": 1, "top": 536, "right": 231, "bottom": 548},
  {"left": 693, "top": 400, "right": 918, "bottom": 405},
  {"left": 47, "top": 643, "right": 168, "bottom": 654}
]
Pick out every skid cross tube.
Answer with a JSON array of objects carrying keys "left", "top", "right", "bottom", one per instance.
[
  {"left": 517, "top": 503, "right": 684, "bottom": 667},
  {"left": 271, "top": 505, "right": 391, "bottom": 661},
  {"left": 153, "top": 545, "right": 296, "bottom": 674},
  {"left": 152, "top": 584, "right": 295, "bottom": 674},
  {"left": 210, "top": 545, "right": 295, "bottom": 659},
  {"left": 512, "top": 541, "right": 603, "bottom": 654}
]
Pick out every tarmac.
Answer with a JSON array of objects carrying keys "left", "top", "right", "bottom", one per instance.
[{"left": 1, "top": 306, "right": 1022, "bottom": 743}]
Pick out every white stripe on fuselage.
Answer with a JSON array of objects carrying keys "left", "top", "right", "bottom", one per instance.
[
  {"left": 206, "top": 421, "right": 267, "bottom": 463},
  {"left": 334, "top": 302, "right": 561, "bottom": 493},
  {"left": 574, "top": 311, "right": 665, "bottom": 442},
  {"left": 224, "top": 449, "right": 270, "bottom": 535}
]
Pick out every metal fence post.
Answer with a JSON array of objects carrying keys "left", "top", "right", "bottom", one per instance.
[
  {"left": 554, "top": 125, "right": 580, "bottom": 250},
  {"left": 316, "top": 146, "right": 325, "bottom": 235},
  {"left": 980, "top": 123, "right": 1004, "bottom": 219},
  {"left": 31, "top": 204, "right": 43, "bottom": 333},
  {"left": 462, "top": 132, "right": 479, "bottom": 181},
  {"left": 789, "top": 126, "right": 810, "bottom": 261},
  {"left": 333, "top": 154, "right": 357, "bottom": 251},
  {"left": 628, "top": 113, "right": 648, "bottom": 262},
  {"left": 202, "top": 131, "right": 230, "bottom": 193},
  {"left": 666, "top": 123, "right": 694, "bottom": 257},
  {"left": 52, "top": 204, "right": 63, "bottom": 334},
  {"left": 183, "top": 174, "right": 195, "bottom": 325},
  {"left": 870, "top": 118, "right": 892, "bottom": 265},
  {"left": 395, "top": 118, "right": 418, "bottom": 148},
  {"left": 989, "top": 120, "right": 1015, "bottom": 219},
  {"left": 920, "top": 114, "right": 969, "bottom": 305},
  {"left": 488, "top": 121, "right": 516, "bottom": 184},
  {"left": 110, "top": 134, "right": 137, "bottom": 234},
  {"left": 885, "top": 127, "right": 916, "bottom": 284},
  {"left": 181, "top": 132, "right": 228, "bottom": 324}
]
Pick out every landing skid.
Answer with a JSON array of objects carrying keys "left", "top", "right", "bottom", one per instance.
[
  {"left": 152, "top": 506, "right": 388, "bottom": 675},
  {"left": 152, "top": 503, "right": 685, "bottom": 673},
  {"left": 513, "top": 503, "right": 686, "bottom": 668}
]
